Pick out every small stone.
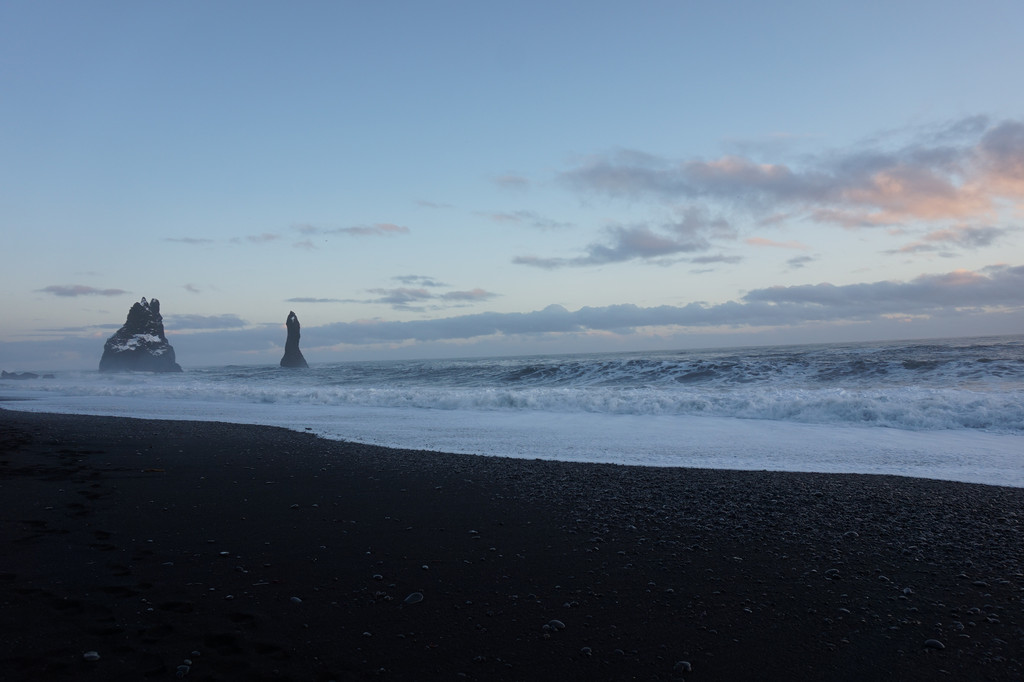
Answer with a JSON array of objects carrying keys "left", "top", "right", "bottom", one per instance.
[
  {"left": 924, "top": 638, "right": 946, "bottom": 649},
  {"left": 544, "top": 619, "right": 566, "bottom": 631},
  {"left": 290, "top": 596, "right": 302, "bottom": 604},
  {"left": 580, "top": 646, "right": 593, "bottom": 656},
  {"left": 673, "top": 659, "right": 693, "bottom": 675},
  {"left": 404, "top": 592, "right": 424, "bottom": 605},
  {"left": 83, "top": 651, "right": 100, "bottom": 662}
]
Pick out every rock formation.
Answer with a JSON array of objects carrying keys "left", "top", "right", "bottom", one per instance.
[
  {"left": 280, "top": 311, "right": 309, "bottom": 368},
  {"left": 99, "top": 297, "right": 183, "bottom": 373}
]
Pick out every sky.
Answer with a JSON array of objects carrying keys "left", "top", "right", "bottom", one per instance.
[{"left": 2, "top": 0, "right": 1023, "bottom": 370}]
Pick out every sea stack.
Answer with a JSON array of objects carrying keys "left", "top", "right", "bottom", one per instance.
[
  {"left": 280, "top": 311, "right": 309, "bottom": 368},
  {"left": 99, "top": 297, "right": 183, "bottom": 373}
]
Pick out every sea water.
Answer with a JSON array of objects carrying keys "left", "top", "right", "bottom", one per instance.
[{"left": 3, "top": 336, "right": 1022, "bottom": 487}]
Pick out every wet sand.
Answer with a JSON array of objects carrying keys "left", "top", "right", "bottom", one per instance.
[{"left": 1, "top": 408, "right": 1021, "bottom": 680}]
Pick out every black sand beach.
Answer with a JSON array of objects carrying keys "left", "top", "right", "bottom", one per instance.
[{"left": 1, "top": 408, "right": 1021, "bottom": 680}]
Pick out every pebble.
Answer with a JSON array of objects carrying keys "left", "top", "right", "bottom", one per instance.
[
  {"left": 673, "top": 660, "right": 693, "bottom": 675},
  {"left": 83, "top": 651, "right": 100, "bottom": 662},
  {"left": 544, "top": 619, "right": 566, "bottom": 631},
  {"left": 404, "top": 592, "right": 424, "bottom": 605},
  {"left": 290, "top": 596, "right": 302, "bottom": 604},
  {"left": 924, "top": 639, "right": 946, "bottom": 649}
]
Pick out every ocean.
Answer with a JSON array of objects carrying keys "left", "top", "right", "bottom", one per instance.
[{"left": 3, "top": 335, "right": 1023, "bottom": 487}]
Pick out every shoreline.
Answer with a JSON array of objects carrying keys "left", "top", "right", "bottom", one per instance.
[
  {"left": 1, "top": 409, "right": 1021, "bottom": 680},
  {"left": 3, "top": 399, "right": 1021, "bottom": 490}
]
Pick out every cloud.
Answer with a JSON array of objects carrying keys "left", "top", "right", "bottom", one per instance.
[
  {"left": 216, "top": 224, "right": 414, "bottom": 250},
  {"left": 366, "top": 287, "right": 436, "bottom": 308},
  {"left": 393, "top": 275, "right": 448, "bottom": 288},
  {"left": 479, "top": 210, "right": 572, "bottom": 230},
  {"left": 512, "top": 204, "right": 735, "bottom": 269},
  {"left": 440, "top": 288, "right": 500, "bottom": 303},
  {"left": 285, "top": 278, "right": 494, "bottom": 310},
  {"left": 891, "top": 225, "right": 1012, "bottom": 254},
  {"left": 492, "top": 174, "right": 530, "bottom": 190},
  {"left": 560, "top": 117, "right": 1024, "bottom": 229},
  {"left": 341, "top": 223, "right": 409, "bottom": 236},
  {"left": 746, "top": 237, "right": 811, "bottom": 250},
  {"left": 786, "top": 255, "right": 815, "bottom": 269},
  {"left": 743, "top": 265, "right": 1024, "bottom": 313},
  {"left": 515, "top": 221, "right": 711, "bottom": 269},
  {"left": 165, "top": 237, "right": 215, "bottom": 245},
  {"left": 296, "top": 223, "right": 409, "bottom": 237},
  {"left": 976, "top": 120, "right": 1024, "bottom": 196},
  {"left": 244, "top": 233, "right": 282, "bottom": 244},
  {"left": 164, "top": 314, "right": 249, "bottom": 330},
  {"left": 690, "top": 253, "right": 743, "bottom": 265},
  {"left": 361, "top": 285, "right": 499, "bottom": 311},
  {"left": 38, "top": 285, "right": 129, "bottom": 297},
  {"left": 416, "top": 199, "right": 454, "bottom": 209},
  {"left": 306, "top": 265, "right": 1024, "bottom": 345},
  {"left": 184, "top": 284, "right": 202, "bottom": 294}
]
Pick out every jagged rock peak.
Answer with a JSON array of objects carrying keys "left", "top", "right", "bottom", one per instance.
[
  {"left": 280, "top": 310, "right": 309, "bottom": 368},
  {"left": 98, "top": 297, "right": 183, "bottom": 373}
]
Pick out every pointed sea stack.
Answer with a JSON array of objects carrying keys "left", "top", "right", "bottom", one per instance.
[
  {"left": 280, "top": 311, "right": 309, "bottom": 368},
  {"left": 99, "top": 297, "right": 183, "bottom": 373}
]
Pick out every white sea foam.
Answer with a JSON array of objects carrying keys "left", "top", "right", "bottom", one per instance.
[
  {"left": 3, "top": 336, "right": 1022, "bottom": 487},
  {"left": 4, "top": 392, "right": 1021, "bottom": 488}
]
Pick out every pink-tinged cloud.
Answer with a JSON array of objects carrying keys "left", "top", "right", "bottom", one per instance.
[
  {"left": 745, "top": 237, "right": 811, "bottom": 250},
  {"left": 560, "top": 116, "right": 1024, "bottom": 228},
  {"left": 38, "top": 285, "right": 128, "bottom": 297}
]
